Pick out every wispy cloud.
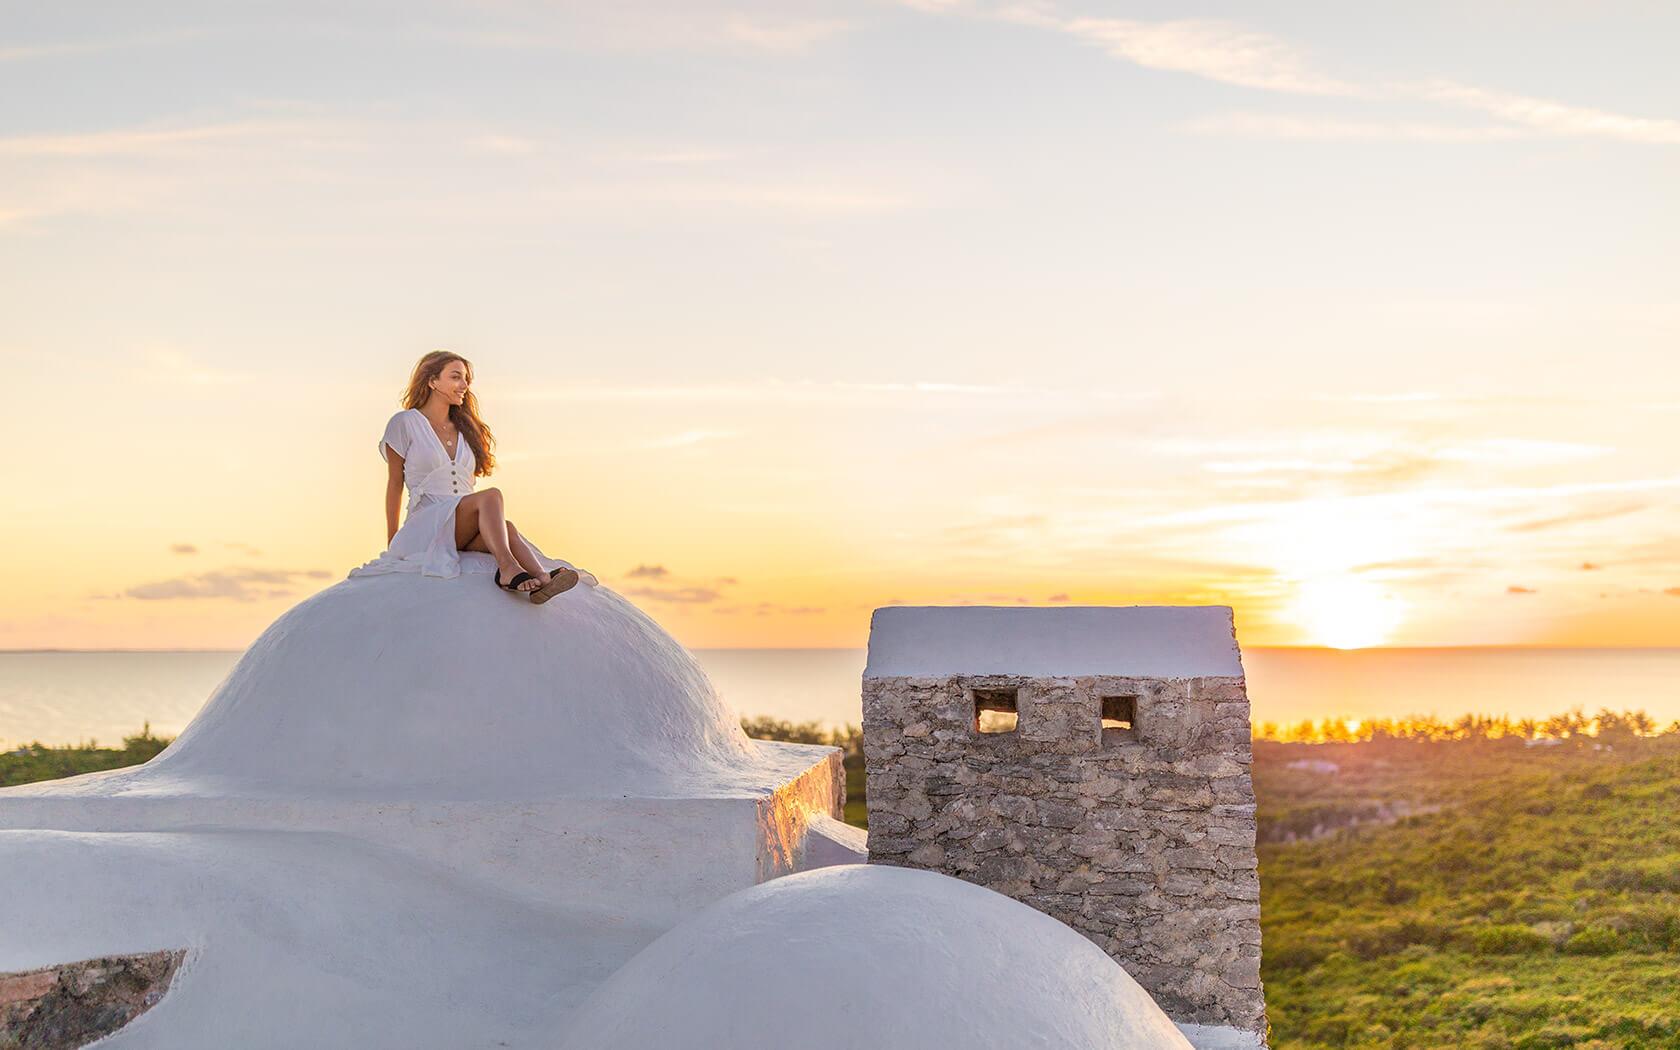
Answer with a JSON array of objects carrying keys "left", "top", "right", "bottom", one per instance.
[
  {"left": 1507, "top": 585, "right": 1538, "bottom": 595},
  {"left": 0, "top": 120, "right": 293, "bottom": 158},
  {"left": 1505, "top": 503, "right": 1649, "bottom": 533},
  {"left": 918, "top": 4, "right": 1680, "bottom": 145},
  {"left": 430, "top": 7, "right": 855, "bottom": 56},
  {"left": 1184, "top": 113, "right": 1531, "bottom": 143},
  {"left": 641, "top": 429, "right": 737, "bottom": 449},
  {"left": 722, "top": 14, "right": 851, "bottom": 53},
  {"left": 1415, "top": 79, "right": 1680, "bottom": 145},
  {"left": 1049, "top": 16, "right": 1360, "bottom": 96},
  {"left": 0, "top": 29, "right": 212, "bottom": 63},
  {"left": 714, "top": 600, "right": 826, "bottom": 616},
  {"left": 169, "top": 543, "right": 198, "bottom": 555},
  {"left": 504, "top": 379, "right": 1152, "bottom": 405},
  {"left": 623, "top": 584, "right": 724, "bottom": 604},
  {"left": 624, "top": 564, "right": 670, "bottom": 578},
  {"left": 123, "top": 567, "right": 331, "bottom": 602},
  {"left": 135, "top": 346, "right": 253, "bottom": 388}
]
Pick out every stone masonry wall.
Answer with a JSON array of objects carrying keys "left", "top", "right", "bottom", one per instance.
[{"left": 863, "top": 673, "right": 1266, "bottom": 1038}]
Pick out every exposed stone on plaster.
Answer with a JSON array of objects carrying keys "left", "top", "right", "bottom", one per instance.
[
  {"left": 0, "top": 949, "right": 186, "bottom": 1049},
  {"left": 864, "top": 672, "right": 1268, "bottom": 1040}
]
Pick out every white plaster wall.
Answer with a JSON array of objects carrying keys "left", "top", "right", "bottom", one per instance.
[{"left": 0, "top": 829, "right": 655, "bottom": 1048}]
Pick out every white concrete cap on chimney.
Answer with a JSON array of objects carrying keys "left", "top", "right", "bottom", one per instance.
[{"left": 864, "top": 605, "right": 1244, "bottom": 679}]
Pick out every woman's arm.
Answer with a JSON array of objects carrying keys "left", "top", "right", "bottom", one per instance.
[{"left": 384, "top": 449, "right": 406, "bottom": 544}]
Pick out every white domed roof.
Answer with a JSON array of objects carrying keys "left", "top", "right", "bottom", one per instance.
[
  {"left": 558, "top": 864, "right": 1194, "bottom": 1050},
  {"left": 145, "top": 567, "right": 762, "bottom": 799}
]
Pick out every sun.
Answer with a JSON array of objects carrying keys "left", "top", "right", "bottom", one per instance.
[{"left": 1286, "top": 576, "right": 1405, "bottom": 649}]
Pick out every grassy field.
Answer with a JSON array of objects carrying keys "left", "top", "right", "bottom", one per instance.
[
  {"left": 1256, "top": 736, "right": 1680, "bottom": 1049},
  {"left": 8, "top": 717, "right": 1677, "bottom": 1048}
]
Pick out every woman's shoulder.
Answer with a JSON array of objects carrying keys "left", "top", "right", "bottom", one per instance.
[{"left": 385, "top": 407, "right": 419, "bottom": 427}]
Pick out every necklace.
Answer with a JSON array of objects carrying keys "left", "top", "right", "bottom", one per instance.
[{"left": 423, "top": 415, "right": 457, "bottom": 455}]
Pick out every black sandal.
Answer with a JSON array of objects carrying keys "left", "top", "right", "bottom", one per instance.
[{"left": 494, "top": 567, "right": 537, "bottom": 595}]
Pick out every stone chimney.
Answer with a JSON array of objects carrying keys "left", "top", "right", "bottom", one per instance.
[{"left": 862, "top": 606, "right": 1266, "bottom": 1048}]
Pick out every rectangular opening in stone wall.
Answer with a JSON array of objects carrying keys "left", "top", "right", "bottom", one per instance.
[
  {"left": 1101, "top": 695, "right": 1138, "bottom": 741},
  {"left": 973, "top": 687, "right": 1018, "bottom": 734}
]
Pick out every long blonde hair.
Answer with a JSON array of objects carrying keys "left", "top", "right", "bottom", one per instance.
[{"left": 401, "top": 350, "right": 495, "bottom": 477}]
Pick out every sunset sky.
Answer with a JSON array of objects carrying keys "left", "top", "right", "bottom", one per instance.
[{"left": 3, "top": 1, "right": 1677, "bottom": 650}]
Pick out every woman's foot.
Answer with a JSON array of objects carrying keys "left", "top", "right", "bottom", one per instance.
[
  {"left": 497, "top": 565, "right": 542, "bottom": 593},
  {"left": 530, "top": 567, "right": 580, "bottom": 605}
]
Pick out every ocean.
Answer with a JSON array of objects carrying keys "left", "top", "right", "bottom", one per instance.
[{"left": 1, "top": 647, "right": 1676, "bottom": 748}]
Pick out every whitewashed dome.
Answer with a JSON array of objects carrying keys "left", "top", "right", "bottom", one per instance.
[
  {"left": 144, "top": 563, "right": 762, "bottom": 799},
  {"left": 557, "top": 864, "right": 1194, "bottom": 1050}
]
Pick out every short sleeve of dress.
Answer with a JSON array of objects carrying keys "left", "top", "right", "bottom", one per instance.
[{"left": 378, "top": 411, "right": 411, "bottom": 463}]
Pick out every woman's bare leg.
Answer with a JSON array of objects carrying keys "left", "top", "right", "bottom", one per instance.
[
  {"left": 505, "top": 523, "right": 551, "bottom": 583},
  {"left": 454, "top": 489, "right": 540, "bottom": 591},
  {"left": 464, "top": 520, "right": 550, "bottom": 585}
]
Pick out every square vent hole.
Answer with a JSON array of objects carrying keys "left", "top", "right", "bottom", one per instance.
[
  {"left": 1101, "top": 695, "right": 1138, "bottom": 740},
  {"left": 974, "top": 687, "right": 1019, "bottom": 734}
]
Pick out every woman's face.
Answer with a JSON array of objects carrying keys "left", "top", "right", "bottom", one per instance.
[{"left": 430, "top": 359, "right": 470, "bottom": 406}]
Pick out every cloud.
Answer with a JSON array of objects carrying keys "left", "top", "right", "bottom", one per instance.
[
  {"left": 641, "top": 429, "right": 737, "bottom": 449},
  {"left": 625, "top": 564, "right": 670, "bottom": 578},
  {"left": 1665, "top": 588, "right": 1680, "bottom": 597},
  {"left": 136, "top": 345, "right": 253, "bottom": 387},
  {"left": 1201, "top": 451, "right": 1438, "bottom": 484},
  {"left": 1507, "top": 585, "right": 1537, "bottom": 595},
  {"left": 1415, "top": 79, "right": 1680, "bottom": 145},
  {"left": 124, "top": 567, "right": 331, "bottom": 602},
  {"left": 170, "top": 543, "right": 198, "bottom": 555},
  {"left": 1505, "top": 503, "right": 1648, "bottom": 533},
  {"left": 624, "top": 585, "right": 722, "bottom": 604},
  {"left": 1050, "top": 16, "right": 1360, "bottom": 96},
  {"left": 923, "top": 5, "right": 1680, "bottom": 145},
  {"left": 722, "top": 14, "right": 851, "bottom": 53},
  {"left": 502, "top": 379, "right": 1149, "bottom": 406},
  {"left": 1580, "top": 562, "right": 1602, "bottom": 571},
  {"left": 716, "top": 600, "right": 825, "bottom": 616},
  {"left": 1435, "top": 439, "right": 1611, "bottom": 466},
  {"left": 1047, "top": 593, "right": 1070, "bottom": 602},
  {"left": 1184, "top": 113, "right": 1531, "bottom": 143},
  {"left": 0, "top": 113, "right": 923, "bottom": 229},
  {"left": 0, "top": 29, "right": 212, "bottom": 63},
  {"left": 0, "top": 120, "right": 292, "bottom": 158},
  {"left": 432, "top": 7, "right": 855, "bottom": 56}
]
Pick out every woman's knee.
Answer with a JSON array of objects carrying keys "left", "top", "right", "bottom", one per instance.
[{"left": 479, "top": 486, "right": 503, "bottom": 504}]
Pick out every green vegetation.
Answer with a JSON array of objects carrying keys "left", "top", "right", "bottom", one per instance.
[
  {"left": 1257, "top": 724, "right": 1680, "bottom": 1048},
  {"left": 0, "top": 724, "right": 172, "bottom": 788}
]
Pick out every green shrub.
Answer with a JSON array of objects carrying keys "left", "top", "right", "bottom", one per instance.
[
  {"left": 1472, "top": 923, "right": 1552, "bottom": 955},
  {"left": 1560, "top": 925, "right": 1622, "bottom": 956}
]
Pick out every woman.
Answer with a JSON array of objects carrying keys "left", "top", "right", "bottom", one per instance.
[{"left": 348, "top": 351, "right": 582, "bottom": 603}]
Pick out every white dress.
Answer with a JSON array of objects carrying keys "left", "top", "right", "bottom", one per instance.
[{"left": 347, "top": 409, "right": 594, "bottom": 585}]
